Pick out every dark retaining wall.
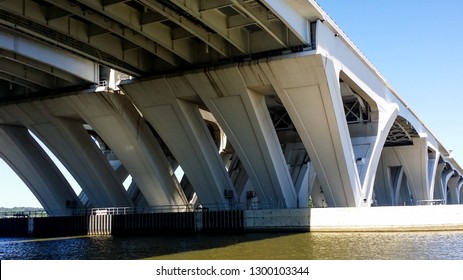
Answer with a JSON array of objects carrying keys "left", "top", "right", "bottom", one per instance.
[
  {"left": 202, "top": 210, "right": 244, "bottom": 233},
  {"left": 0, "top": 210, "right": 244, "bottom": 237},
  {"left": 33, "top": 216, "right": 89, "bottom": 237},
  {"left": 111, "top": 212, "right": 196, "bottom": 235},
  {"left": 0, "top": 218, "right": 29, "bottom": 236}
]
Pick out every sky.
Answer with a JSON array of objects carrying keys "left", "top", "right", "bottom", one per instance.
[{"left": 1, "top": 0, "right": 463, "bottom": 208}]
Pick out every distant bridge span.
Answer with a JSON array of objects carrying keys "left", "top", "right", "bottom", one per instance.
[{"left": 0, "top": 0, "right": 461, "bottom": 215}]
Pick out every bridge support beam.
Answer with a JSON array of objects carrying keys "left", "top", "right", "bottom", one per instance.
[
  {"left": 67, "top": 92, "right": 189, "bottom": 207},
  {"left": 260, "top": 54, "right": 362, "bottom": 206},
  {"left": 442, "top": 169, "right": 455, "bottom": 204},
  {"left": 447, "top": 176, "right": 462, "bottom": 205},
  {"left": 374, "top": 150, "right": 404, "bottom": 206},
  {"left": 434, "top": 163, "right": 446, "bottom": 201},
  {"left": 0, "top": 125, "right": 82, "bottom": 215},
  {"left": 185, "top": 67, "right": 297, "bottom": 208},
  {"left": 352, "top": 103, "right": 399, "bottom": 205},
  {"left": 392, "top": 137, "right": 434, "bottom": 202},
  {"left": 120, "top": 79, "right": 236, "bottom": 208},
  {"left": 7, "top": 101, "right": 133, "bottom": 208},
  {"left": 0, "top": 29, "right": 99, "bottom": 83},
  {"left": 310, "top": 177, "right": 327, "bottom": 207},
  {"left": 285, "top": 144, "right": 314, "bottom": 208}
]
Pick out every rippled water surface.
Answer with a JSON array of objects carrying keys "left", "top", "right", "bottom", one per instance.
[{"left": 2, "top": 231, "right": 463, "bottom": 260}]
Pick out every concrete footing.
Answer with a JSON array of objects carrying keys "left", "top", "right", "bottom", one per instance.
[{"left": 3, "top": 206, "right": 463, "bottom": 237}]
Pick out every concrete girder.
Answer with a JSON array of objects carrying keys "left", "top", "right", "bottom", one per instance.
[
  {"left": 137, "top": 0, "right": 231, "bottom": 57},
  {"left": 45, "top": 0, "right": 180, "bottom": 68},
  {"left": 184, "top": 67, "right": 297, "bottom": 208},
  {"left": 0, "top": 28, "right": 98, "bottom": 83},
  {"left": 119, "top": 79, "right": 236, "bottom": 208},
  {"left": 0, "top": 0, "right": 149, "bottom": 76},
  {"left": 230, "top": 0, "right": 290, "bottom": 48},
  {"left": 75, "top": 0, "right": 198, "bottom": 64},
  {"left": 0, "top": 49, "right": 86, "bottom": 85},
  {"left": 259, "top": 0, "right": 312, "bottom": 45},
  {"left": 259, "top": 54, "right": 362, "bottom": 207},
  {"left": 0, "top": 72, "right": 44, "bottom": 92},
  {"left": 0, "top": 58, "right": 72, "bottom": 89},
  {"left": 67, "top": 91, "right": 189, "bottom": 207},
  {"left": 169, "top": 0, "right": 250, "bottom": 54},
  {"left": 3, "top": 101, "right": 133, "bottom": 208},
  {"left": 0, "top": 125, "right": 83, "bottom": 216}
]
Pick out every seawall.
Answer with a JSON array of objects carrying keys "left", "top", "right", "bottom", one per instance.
[{"left": 2, "top": 205, "right": 463, "bottom": 237}]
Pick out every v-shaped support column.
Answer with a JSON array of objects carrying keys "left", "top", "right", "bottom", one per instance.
[
  {"left": 393, "top": 137, "right": 435, "bottom": 202},
  {"left": 184, "top": 67, "right": 297, "bottom": 208},
  {"left": 67, "top": 92, "right": 189, "bottom": 207},
  {"left": 9, "top": 100, "right": 132, "bottom": 207},
  {"left": 120, "top": 79, "right": 235, "bottom": 208},
  {"left": 0, "top": 125, "right": 83, "bottom": 215},
  {"left": 261, "top": 54, "right": 362, "bottom": 206},
  {"left": 447, "top": 176, "right": 462, "bottom": 204}
]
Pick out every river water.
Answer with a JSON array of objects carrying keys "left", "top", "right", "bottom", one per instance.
[{"left": 2, "top": 231, "right": 463, "bottom": 260}]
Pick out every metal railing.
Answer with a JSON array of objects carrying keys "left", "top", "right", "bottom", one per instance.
[
  {"left": 0, "top": 210, "right": 48, "bottom": 219},
  {"left": 0, "top": 201, "right": 295, "bottom": 219},
  {"left": 415, "top": 199, "right": 446, "bottom": 206},
  {"left": 72, "top": 201, "right": 289, "bottom": 216},
  {"left": 0, "top": 198, "right": 451, "bottom": 219}
]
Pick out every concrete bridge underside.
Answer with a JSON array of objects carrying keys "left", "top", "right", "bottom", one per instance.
[
  {"left": 0, "top": 0, "right": 461, "bottom": 215},
  {"left": 1, "top": 51, "right": 461, "bottom": 214}
]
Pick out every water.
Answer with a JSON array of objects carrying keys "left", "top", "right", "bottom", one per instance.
[{"left": 2, "top": 231, "right": 463, "bottom": 260}]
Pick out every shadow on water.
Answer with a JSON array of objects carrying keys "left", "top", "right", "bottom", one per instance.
[{"left": 0, "top": 232, "right": 296, "bottom": 260}]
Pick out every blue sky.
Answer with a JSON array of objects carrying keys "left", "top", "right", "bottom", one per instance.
[{"left": 1, "top": 0, "right": 463, "bottom": 208}]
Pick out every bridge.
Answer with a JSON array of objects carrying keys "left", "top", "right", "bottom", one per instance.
[{"left": 0, "top": 0, "right": 461, "bottom": 216}]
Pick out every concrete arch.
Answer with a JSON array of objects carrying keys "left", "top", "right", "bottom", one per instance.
[
  {"left": 184, "top": 66, "right": 297, "bottom": 208},
  {"left": 0, "top": 100, "right": 133, "bottom": 208},
  {"left": 257, "top": 54, "right": 363, "bottom": 206},
  {"left": 67, "top": 92, "right": 190, "bottom": 208},
  {"left": 447, "top": 176, "right": 463, "bottom": 204},
  {"left": 373, "top": 114, "right": 439, "bottom": 205},
  {"left": 120, "top": 77, "right": 238, "bottom": 209},
  {"left": 0, "top": 125, "right": 83, "bottom": 215},
  {"left": 337, "top": 70, "right": 399, "bottom": 205}
]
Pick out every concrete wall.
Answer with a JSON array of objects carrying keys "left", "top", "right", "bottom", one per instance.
[
  {"left": 310, "top": 205, "right": 463, "bottom": 231},
  {"left": 243, "top": 206, "right": 463, "bottom": 232},
  {"left": 244, "top": 208, "right": 310, "bottom": 231}
]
